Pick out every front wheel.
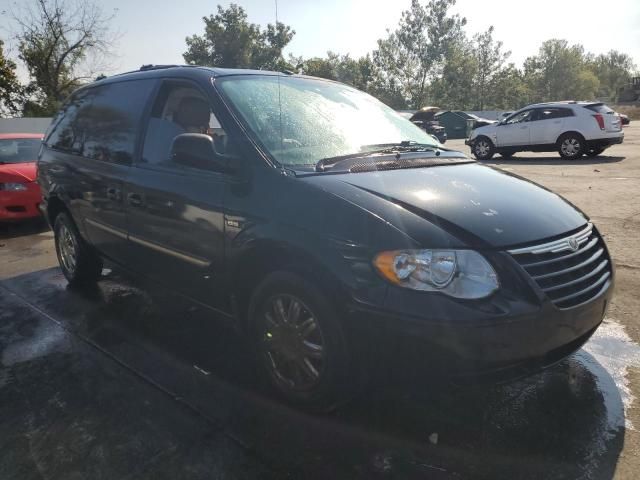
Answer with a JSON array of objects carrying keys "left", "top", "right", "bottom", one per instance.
[
  {"left": 248, "top": 271, "right": 355, "bottom": 411},
  {"left": 472, "top": 137, "right": 495, "bottom": 160},
  {"left": 54, "top": 212, "right": 103, "bottom": 285},
  {"left": 558, "top": 133, "right": 585, "bottom": 159}
]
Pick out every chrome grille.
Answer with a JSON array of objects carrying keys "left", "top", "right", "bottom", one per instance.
[{"left": 508, "top": 223, "right": 612, "bottom": 309}]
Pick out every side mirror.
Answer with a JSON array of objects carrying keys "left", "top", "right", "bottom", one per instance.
[{"left": 170, "top": 133, "right": 231, "bottom": 172}]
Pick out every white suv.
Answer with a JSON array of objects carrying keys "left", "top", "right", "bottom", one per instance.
[{"left": 466, "top": 102, "right": 624, "bottom": 160}]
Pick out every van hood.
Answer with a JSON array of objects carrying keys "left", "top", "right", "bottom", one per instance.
[
  {"left": 302, "top": 163, "right": 587, "bottom": 249},
  {"left": 0, "top": 162, "right": 37, "bottom": 183}
]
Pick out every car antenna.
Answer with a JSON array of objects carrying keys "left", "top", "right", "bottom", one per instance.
[{"left": 275, "top": 0, "right": 284, "bottom": 156}]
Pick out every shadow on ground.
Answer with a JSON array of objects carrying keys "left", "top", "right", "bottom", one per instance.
[
  {"left": 0, "top": 217, "right": 49, "bottom": 240},
  {"left": 0, "top": 267, "right": 627, "bottom": 479}
]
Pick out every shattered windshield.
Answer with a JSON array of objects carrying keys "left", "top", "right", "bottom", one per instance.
[{"left": 217, "top": 75, "right": 438, "bottom": 166}]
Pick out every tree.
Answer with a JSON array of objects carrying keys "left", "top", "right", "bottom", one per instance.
[
  {"left": 184, "top": 4, "right": 294, "bottom": 71},
  {"left": 0, "top": 40, "right": 23, "bottom": 116},
  {"left": 373, "top": 0, "right": 466, "bottom": 109},
  {"left": 299, "top": 52, "right": 375, "bottom": 92},
  {"left": 472, "top": 26, "right": 510, "bottom": 110},
  {"left": 490, "top": 65, "right": 530, "bottom": 109},
  {"left": 523, "top": 39, "right": 599, "bottom": 103},
  {"left": 590, "top": 51, "right": 636, "bottom": 101},
  {"left": 430, "top": 40, "right": 477, "bottom": 109},
  {"left": 13, "top": 0, "right": 117, "bottom": 116}
]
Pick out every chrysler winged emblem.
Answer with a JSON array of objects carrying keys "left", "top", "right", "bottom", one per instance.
[{"left": 568, "top": 237, "right": 579, "bottom": 252}]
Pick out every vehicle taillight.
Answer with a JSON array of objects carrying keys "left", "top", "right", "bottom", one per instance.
[{"left": 593, "top": 113, "right": 605, "bottom": 130}]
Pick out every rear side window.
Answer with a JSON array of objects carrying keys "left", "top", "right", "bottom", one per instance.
[
  {"left": 45, "top": 88, "right": 93, "bottom": 154},
  {"left": 82, "top": 80, "right": 155, "bottom": 164},
  {"left": 585, "top": 103, "right": 615, "bottom": 114},
  {"left": 535, "top": 107, "right": 574, "bottom": 120},
  {"left": 46, "top": 80, "right": 154, "bottom": 163}
]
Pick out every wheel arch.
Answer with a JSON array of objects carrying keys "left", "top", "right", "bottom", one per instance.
[
  {"left": 230, "top": 239, "right": 348, "bottom": 331},
  {"left": 556, "top": 130, "right": 586, "bottom": 146},
  {"left": 46, "top": 195, "right": 69, "bottom": 227},
  {"left": 474, "top": 134, "right": 495, "bottom": 146}
]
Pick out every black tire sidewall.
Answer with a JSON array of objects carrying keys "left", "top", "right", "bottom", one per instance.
[
  {"left": 54, "top": 212, "right": 102, "bottom": 285},
  {"left": 587, "top": 147, "right": 605, "bottom": 157},
  {"left": 248, "top": 271, "right": 352, "bottom": 411},
  {"left": 473, "top": 137, "right": 495, "bottom": 160}
]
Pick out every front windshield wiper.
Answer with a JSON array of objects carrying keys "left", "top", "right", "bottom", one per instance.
[{"left": 315, "top": 141, "right": 441, "bottom": 172}]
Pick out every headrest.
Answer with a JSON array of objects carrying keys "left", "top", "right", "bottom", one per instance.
[{"left": 174, "top": 97, "right": 209, "bottom": 130}]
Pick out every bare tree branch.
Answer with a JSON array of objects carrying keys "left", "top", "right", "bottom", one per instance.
[{"left": 10, "top": 0, "right": 118, "bottom": 114}]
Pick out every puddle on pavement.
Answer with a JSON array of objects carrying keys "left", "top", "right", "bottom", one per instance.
[
  {"left": 580, "top": 318, "right": 640, "bottom": 431},
  {"left": 1, "top": 316, "right": 69, "bottom": 367}
]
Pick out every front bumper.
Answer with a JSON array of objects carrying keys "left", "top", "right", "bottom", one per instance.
[
  {"left": 346, "top": 263, "right": 613, "bottom": 381},
  {"left": 0, "top": 182, "right": 42, "bottom": 221}
]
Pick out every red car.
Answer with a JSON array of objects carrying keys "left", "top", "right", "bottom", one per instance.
[{"left": 0, "top": 133, "right": 44, "bottom": 221}]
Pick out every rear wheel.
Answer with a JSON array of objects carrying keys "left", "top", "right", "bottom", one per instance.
[
  {"left": 558, "top": 133, "right": 585, "bottom": 159},
  {"left": 472, "top": 137, "right": 495, "bottom": 160},
  {"left": 586, "top": 147, "right": 606, "bottom": 157},
  {"left": 248, "top": 271, "right": 355, "bottom": 411},
  {"left": 54, "top": 212, "right": 103, "bottom": 285}
]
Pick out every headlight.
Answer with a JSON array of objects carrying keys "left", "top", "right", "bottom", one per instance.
[
  {"left": 373, "top": 249, "right": 499, "bottom": 299},
  {"left": 0, "top": 182, "right": 28, "bottom": 191}
]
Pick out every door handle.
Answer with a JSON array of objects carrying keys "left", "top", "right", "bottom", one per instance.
[
  {"left": 127, "top": 193, "right": 143, "bottom": 207},
  {"left": 106, "top": 187, "right": 120, "bottom": 201}
]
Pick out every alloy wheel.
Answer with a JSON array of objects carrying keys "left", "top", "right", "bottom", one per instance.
[
  {"left": 561, "top": 138, "right": 581, "bottom": 157},
  {"left": 475, "top": 140, "right": 490, "bottom": 157},
  {"left": 58, "top": 223, "right": 78, "bottom": 274},
  {"left": 260, "top": 294, "right": 325, "bottom": 391}
]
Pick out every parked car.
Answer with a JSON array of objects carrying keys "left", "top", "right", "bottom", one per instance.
[
  {"left": 39, "top": 67, "right": 614, "bottom": 410},
  {"left": 0, "top": 133, "right": 44, "bottom": 222},
  {"left": 466, "top": 101, "right": 624, "bottom": 160},
  {"left": 407, "top": 107, "right": 447, "bottom": 143},
  {"left": 435, "top": 111, "right": 496, "bottom": 139},
  {"left": 619, "top": 113, "right": 630, "bottom": 126}
]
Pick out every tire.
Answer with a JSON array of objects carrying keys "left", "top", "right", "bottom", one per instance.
[
  {"left": 500, "top": 150, "right": 515, "bottom": 159},
  {"left": 472, "top": 137, "right": 495, "bottom": 160},
  {"left": 557, "top": 133, "right": 585, "bottom": 159},
  {"left": 586, "top": 147, "right": 606, "bottom": 157},
  {"left": 54, "top": 212, "right": 103, "bottom": 285},
  {"left": 248, "top": 271, "right": 355, "bottom": 411}
]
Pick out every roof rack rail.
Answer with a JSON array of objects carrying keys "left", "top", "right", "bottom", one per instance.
[{"left": 139, "top": 64, "right": 180, "bottom": 71}]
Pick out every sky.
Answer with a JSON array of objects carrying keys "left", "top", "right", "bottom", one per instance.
[{"left": 1, "top": 0, "right": 640, "bottom": 81}]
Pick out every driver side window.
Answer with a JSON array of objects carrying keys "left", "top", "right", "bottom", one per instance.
[
  {"left": 506, "top": 110, "right": 533, "bottom": 124},
  {"left": 141, "top": 81, "right": 229, "bottom": 167}
]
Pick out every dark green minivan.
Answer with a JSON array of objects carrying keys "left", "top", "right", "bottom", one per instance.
[{"left": 38, "top": 66, "right": 613, "bottom": 409}]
